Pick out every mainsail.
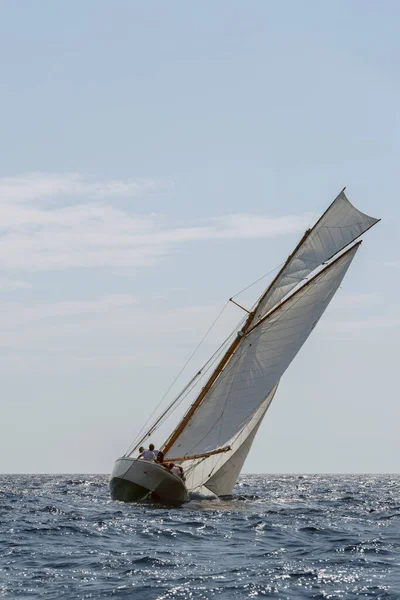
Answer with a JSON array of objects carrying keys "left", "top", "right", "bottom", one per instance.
[{"left": 165, "top": 243, "right": 361, "bottom": 476}]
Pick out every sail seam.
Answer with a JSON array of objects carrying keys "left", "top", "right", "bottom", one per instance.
[{"left": 246, "top": 241, "right": 362, "bottom": 337}]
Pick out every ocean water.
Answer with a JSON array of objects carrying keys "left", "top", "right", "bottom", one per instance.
[{"left": 0, "top": 475, "right": 399, "bottom": 599}]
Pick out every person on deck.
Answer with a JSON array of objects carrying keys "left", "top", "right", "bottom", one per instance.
[
  {"left": 140, "top": 445, "right": 156, "bottom": 461},
  {"left": 138, "top": 447, "right": 145, "bottom": 458},
  {"left": 169, "top": 463, "right": 183, "bottom": 478},
  {"left": 149, "top": 443, "right": 158, "bottom": 456},
  {"left": 155, "top": 451, "right": 164, "bottom": 463}
]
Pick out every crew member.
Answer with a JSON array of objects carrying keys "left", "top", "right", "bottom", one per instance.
[
  {"left": 169, "top": 463, "right": 183, "bottom": 478},
  {"left": 155, "top": 451, "right": 164, "bottom": 463},
  {"left": 149, "top": 443, "right": 158, "bottom": 456},
  {"left": 140, "top": 445, "right": 156, "bottom": 461}
]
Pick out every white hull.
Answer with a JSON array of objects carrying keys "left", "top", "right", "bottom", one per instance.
[{"left": 110, "top": 457, "right": 189, "bottom": 504}]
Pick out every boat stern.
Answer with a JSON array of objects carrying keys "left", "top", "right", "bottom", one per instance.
[{"left": 109, "top": 457, "right": 189, "bottom": 504}]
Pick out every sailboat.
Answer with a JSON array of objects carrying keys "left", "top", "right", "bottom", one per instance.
[{"left": 110, "top": 189, "right": 379, "bottom": 504}]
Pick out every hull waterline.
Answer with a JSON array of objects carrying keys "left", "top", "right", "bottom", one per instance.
[{"left": 110, "top": 457, "right": 189, "bottom": 505}]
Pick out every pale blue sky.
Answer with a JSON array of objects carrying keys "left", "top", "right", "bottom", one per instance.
[{"left": 0, "top": 1, "right": 398, "bottom": 473}]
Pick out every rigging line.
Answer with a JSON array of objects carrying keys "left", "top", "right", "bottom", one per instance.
[
  {"left": 132, "top": 263, "right": 279, "bottom": 453},
  {"left": 215, "top": 340, "right": 244, "bottom": 452},
  {"left": 244, "top": 247, "right": 360, "bottom": 354},
  {"left": 166, "top": 299, "right": 231, "bottom": 392},
  {"left": 178, "top": 254, "right": 350, "bottom": 457},
  {"left": 161, "top": 321, "right": 251, "bottom": 453},
  {"left": 306, "top": 187, "right": 346, "bottom": 232},
  {"left": 129, "top": 367, "right": 218, "bottom": 455},
  {"left": 163, "top": 315, "right": 251, "bottom": 453},
  {"left": 171, "top": 335, "right": 255, "bottom": 458},
  {"left": 230, "top": 194, "right": 349, "bottom": 308},
  {"left": 163, "top": 263, "right": 283, "bottom": 454},
  {"left": 207, "top": 447, "right": 227, "bottom": 480},
  {"left": 246, "top": 241, "right": 362, "bottom": 338},
  {"left": 127, "top": 312, "right": 246, "bottom": 455},
  {"left": 306, "top": 189, "right": 339, "bottom": 232},
  {"left": 176, "top": 341, "right": 265, "bottom": 460},
  {"left": 125, "top": 370, "right": 202, "bottom": 456},
  {"left": 133, "top": 273, "right": 258, "bottom": 455},
  {"left": 255, "top": 189, "right": 346, "bottom": 312},
  {"left": 127, "top": 300, "right": 230, "bottom": 449},
  {"left": 191, "top": 459, "right": 206, "bottom": 475},
  {"left": 185, "top": 397, "right": 268, "bottom": 481},
  {"left": 159, "top": 317, "right": 242, "bottom": 415},
  {"left": 230, "top": 262, "right": 285, "bottom": 299},
  {"left": 155, "top": 324, "right": 244, "bottom": 435},
  {"left": 307, "top": 207, "right": 320, "bottom": 230}
]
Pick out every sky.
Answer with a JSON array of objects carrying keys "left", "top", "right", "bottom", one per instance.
[{"left": 0, "top": 1, "right": 398, "bottom": 474}]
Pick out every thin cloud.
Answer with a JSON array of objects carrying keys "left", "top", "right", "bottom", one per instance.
[
  {"left": 316, "top": 292, "right": 394, "bottom": 341},
  {"left": 317, "top": 314, "right": 400, "bottom": 342},
  {"left": 0, "top": 278, "right": 31, "bottom": 290},
  {"left": 322, "top": 316, "right": 400, "bottom": 332},
  {"left": 380, "top": 260, "right": 400, "bottom": 268},
  {"left": 328, "top": 292, "right": 383, "bottom": 310},
  {"left": 0, "top": 172, "right": 156, "bottom": 203},
  {"left": 0, "top": 295, "right": 231, "bottom": 370},
  {"left": 0, "top": 172, "right": 311, "bottom": 271}
]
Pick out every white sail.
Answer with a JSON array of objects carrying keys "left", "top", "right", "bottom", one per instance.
[
  {"left": 250, "top": 191, "right": 378, "bottom": 324},
  {"left": 187, "top": 382, "right": 279, "bottom": 495},
  {"left": 166, "top": 243, "right": 360, "bottom": 461}
]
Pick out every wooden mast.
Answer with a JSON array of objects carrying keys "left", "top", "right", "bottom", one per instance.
[
  {"left": 247, "top": 227, "right": 311, "bottom": 324},
  {"left": 162, "top": 224, "right": 315, "bottom": 455},
  {"left": 161, "top": 307, "right": 255, "bottom": 454}
]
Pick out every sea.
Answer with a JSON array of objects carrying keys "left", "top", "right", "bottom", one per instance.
[{"left": 0, "top": 474, "right": 399, "bottom": 599}]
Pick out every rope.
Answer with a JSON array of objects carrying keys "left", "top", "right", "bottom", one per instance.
[
  {"left": 125, "top": 261, "right": 286, "bottom": 455},
  {"left": 129, "top": 320, "right": 243, "bottom": 450},
  {"left": 230, "top": 263, "right": 284, "bottom": 300},
  {"left": 125, "top": 301, "right": 231, "bottom": 454}
]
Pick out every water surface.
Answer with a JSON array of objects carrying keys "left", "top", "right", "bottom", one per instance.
[{"left": 0, "top": 474, "right": 399, "bottom": 598}]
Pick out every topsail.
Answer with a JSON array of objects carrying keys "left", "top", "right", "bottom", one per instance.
[{"left": 248, "top": 190, "right": 379, "bottom": 326}]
